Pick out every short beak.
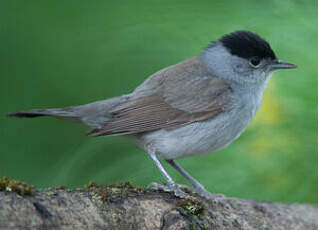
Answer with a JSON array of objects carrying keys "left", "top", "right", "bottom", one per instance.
[{"left": 271, "top": 59, "right": 297, "bottom": 71}]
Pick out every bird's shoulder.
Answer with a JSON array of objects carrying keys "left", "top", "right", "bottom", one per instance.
[{"left": 132, "top": 56, "right": 232, "bottom": 112}]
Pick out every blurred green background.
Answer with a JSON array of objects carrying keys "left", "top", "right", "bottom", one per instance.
[{"left": 1, "top": 0, "right": 317, "bottom": 203}]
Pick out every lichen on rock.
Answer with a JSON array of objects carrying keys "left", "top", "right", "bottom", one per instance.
[{"left": 0, "top": 176, "right": 35, "bottom": 196}]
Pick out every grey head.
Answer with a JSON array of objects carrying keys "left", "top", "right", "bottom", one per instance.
[{"left": 201, "top": 31, "right": 297, "bottom": 85}]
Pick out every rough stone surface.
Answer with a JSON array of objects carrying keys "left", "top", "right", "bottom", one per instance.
[{"left": 0, "top": 182, "right": 317, "bottom": 230}]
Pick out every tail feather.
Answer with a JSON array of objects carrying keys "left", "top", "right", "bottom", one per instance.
[
  {"left": 7, "top": 108, "right": 78, "bottom": 120},
  {"left": 8, "top": 110, "right": 51, "bottom": 118},
  {"left": 7, "top": 95, "right": 129, "bottom": 129}
]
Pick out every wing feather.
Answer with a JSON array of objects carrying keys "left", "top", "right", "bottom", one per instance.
[{"left": 87, "top": 57, "right": 232, "bottom": 137}]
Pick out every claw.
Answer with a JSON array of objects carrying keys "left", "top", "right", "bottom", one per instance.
[
  {"left": 147, "top": 182, "right": 165, "bottom": 190},
  {"left": 147, "top": 182, "right": 195, "bottom": 200},
  {"left": 192, "top": 187, "right": 225, "bottom": 200}
]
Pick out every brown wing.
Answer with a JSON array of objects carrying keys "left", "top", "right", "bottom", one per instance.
[{"left": 87, "top": 57, "right": 232, "bottom": 137}]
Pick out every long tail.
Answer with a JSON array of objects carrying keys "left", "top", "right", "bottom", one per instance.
[
  {"left": 7, "top": 95, "right": 129, "bottom": 129},
  {"left": 7, "top": 107, "right": 81, "bottom": 121}
]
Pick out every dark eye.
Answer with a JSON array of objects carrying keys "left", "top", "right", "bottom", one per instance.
[{"left": 249, "top": 56, "right": 261, "bottom": 67}]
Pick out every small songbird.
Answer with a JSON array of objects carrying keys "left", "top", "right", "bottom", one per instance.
[{"left": 8, "top": 31, "right": 297, "bottom": 198}]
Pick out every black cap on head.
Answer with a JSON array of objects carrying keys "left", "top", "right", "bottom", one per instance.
[{"left": 218, "top": 30, "right": 276, "bottom": 60}]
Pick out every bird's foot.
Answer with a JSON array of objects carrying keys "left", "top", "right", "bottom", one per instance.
[
  {"left": 147, "top": 182, "right": 226, "bottom": 202},
  {"left": 147, "top": 182, "right": 195, "bottom": 200},
  {"left": 192, "top": 187, "right": 225, "bottom": 200}
]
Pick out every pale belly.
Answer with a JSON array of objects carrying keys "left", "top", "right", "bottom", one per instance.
[{"left": 128, "top": 103, "right": 258, "bottom": 160}]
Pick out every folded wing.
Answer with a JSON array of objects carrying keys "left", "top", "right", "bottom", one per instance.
[{"left": 87, "top": 57, "right": 232, "bottom": 136}]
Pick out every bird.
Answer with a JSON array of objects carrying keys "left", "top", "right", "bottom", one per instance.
[{"left": 8, "top": 30, "right": 297, "bottom": 199}]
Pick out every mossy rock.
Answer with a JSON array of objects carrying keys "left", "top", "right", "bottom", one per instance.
[
  {"left": 85, "top": 181, "right": 149, "bottom": 203},
  {"left": 0, "top": 177, "right": 35, "bottom": 196}
]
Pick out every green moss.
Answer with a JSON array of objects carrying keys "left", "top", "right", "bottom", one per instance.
[
  {"left": 177, "top": 199, "right": 206, "bottom": 220},
  {"left": 177, "top": 198, "right": 212, "bottom": 230},
  {"left": 85, "top": 181, "right": 148, "bottom": 203},
  {"left": 53, "top": 184, "right": 66, "bottom": 190},
  {"left": 0, "top": 177, "right": 35, "bottom": 196}
]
